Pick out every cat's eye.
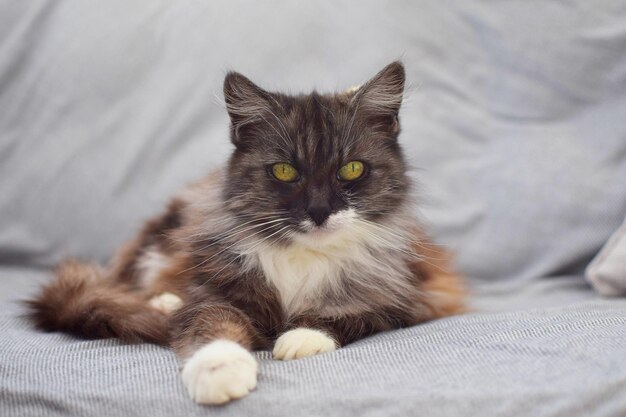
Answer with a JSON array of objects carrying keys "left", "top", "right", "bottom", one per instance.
[
  {"left": 271, "top": 163, "right": 299, "bottom": 182},
  {"left": 338, "top": 161, "right": 365, "bottom": 181}
]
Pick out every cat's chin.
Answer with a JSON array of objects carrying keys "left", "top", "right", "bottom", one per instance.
[
  {"left": 307, "top": 225, "right": 336, "bottom": 237},
  {"left": 295, "top": 226, "right": 337, "bottom": 243},
  {"left": 290, "top": 225, "right": 335, "bottom": 246},
  {"left": 293, "top": 223, "right": 356, "bottom": 249}
]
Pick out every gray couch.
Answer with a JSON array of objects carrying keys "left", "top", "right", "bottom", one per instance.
[{"left": 2, "top": 1, "right": 626, "bottom": 416}]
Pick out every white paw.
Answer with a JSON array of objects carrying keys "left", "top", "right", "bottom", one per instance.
[
  {"left": 149, "top": 292, "right": 183, "bottom": 314},
  {"left": 273, "top": 328, "right": 337, "bottom": 360},
  {"left": 181, "top": 340, "right": 258, "bottom": 405}
]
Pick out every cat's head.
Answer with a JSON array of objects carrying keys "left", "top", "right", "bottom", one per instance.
[{"left": 222, "top": 62, "right": 411, "bottom": 247}]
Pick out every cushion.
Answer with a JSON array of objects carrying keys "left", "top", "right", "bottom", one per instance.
[
  {"left": 1, "top": 1, "right": 625, "bottom": 288},
  {"left": 586, "top": 215, "right": 626, "bottom": 296}
]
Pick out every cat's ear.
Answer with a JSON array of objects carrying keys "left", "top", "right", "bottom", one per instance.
[
  {"left": 223, "top": 71, "right": 272, "bottom": 147},
  {"left": 353, "top": 61, "right": 405, "bottom": 135}
]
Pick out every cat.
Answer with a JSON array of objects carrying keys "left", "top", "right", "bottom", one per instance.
[{"left": 27, "top": 61, "right": 466, "bottom": 405}]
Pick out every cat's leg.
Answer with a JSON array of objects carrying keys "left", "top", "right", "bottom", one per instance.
[
  {"left": 171, "top": 301, "right": 261, "bottom": 405},
  {"left": 273, "top": 314, "right": 374, "bottom": 361},
  {"left": 272, "top": 327, "right": 337, "bottom": 360},
  {"left": 273, "top": 311, "right": 412, "bottom": 360}
]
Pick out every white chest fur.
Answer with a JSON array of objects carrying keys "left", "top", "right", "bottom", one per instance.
[
  {"left": 237, "top": 209, "right": 415, "bottom": 316},
  {"left": 254, "top": 240, "right": 361, "bottom": 315},
  {"left": 252, "top": 226, "right": 405, "bottom": 315}
]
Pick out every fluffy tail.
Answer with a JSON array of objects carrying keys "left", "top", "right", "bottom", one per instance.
[{"left": 26, "top": 260, "right": 170, "bottom": 345}]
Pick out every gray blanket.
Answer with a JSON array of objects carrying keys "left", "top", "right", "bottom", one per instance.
[{"left": 2, "top": 281, "right": 625, "bottom": 417}]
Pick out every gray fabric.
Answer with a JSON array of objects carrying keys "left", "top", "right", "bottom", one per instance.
[
  {"left": 2, "top": 294, "right": 626, "bottom": 417},
  {"left": 586, "top": 215, "right": 626, "bottom": 296},
  {"left": 2, "top": 1, "right": 626, "bottom": 416},
  {"left": 1, "top": 0, "right": 625, "bottom": 285},
  {"left": 0, "top": 268, "right": 49, "bottom": 304}
]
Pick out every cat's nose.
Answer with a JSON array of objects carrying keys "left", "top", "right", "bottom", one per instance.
[{"left": 307, "top": 204, "right": 331, "bottom": 226}]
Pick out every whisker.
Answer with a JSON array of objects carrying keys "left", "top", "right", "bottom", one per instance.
[
  {"left": 200, "top": 226, "right": 294, "bottom": 287},
  {"left": 191, "top": 218, "right": 288, "bottom": 255},
  {"left": 359, "top": 218, "right": 451, "bottom": 253},
  {"left": 170, "top": 214, "right": 286, "bottom": 243},
  {"left": 178, "top": 222, "right": 289, "bottom": 275}
]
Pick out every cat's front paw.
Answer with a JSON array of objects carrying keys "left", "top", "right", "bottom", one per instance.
[
  {"left": 273, "top": 328, "right": 337, "bottom": 360},
  {"left": 181, "top": 340, "right": 258, "bottom": 405}
]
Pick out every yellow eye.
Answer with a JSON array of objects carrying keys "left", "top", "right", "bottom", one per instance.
[
  {"left": 272, "top": 163, "right": 299, "bottom": 182},
  {"left": 338, "top": 161, "right": 365, "bottom": 181}
]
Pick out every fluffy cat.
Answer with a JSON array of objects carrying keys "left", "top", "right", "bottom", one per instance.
[{"left": 27, "top": 61, "right": 466, "bottom": 405}]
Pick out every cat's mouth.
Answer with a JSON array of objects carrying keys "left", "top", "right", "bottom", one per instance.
[
  {"left": 298, "top": 221, "right": 337, "bottom": 236},
  {"left": 297, "top": 208, "right": 358, "bottom": 238}
]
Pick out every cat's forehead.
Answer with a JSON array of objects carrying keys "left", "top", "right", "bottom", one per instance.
[
  {"left": 282, "top": 93, "right": 351, "bottom": 130},
  {"left": 264, "top": 93, "right": 366, "bottom": 162}
]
